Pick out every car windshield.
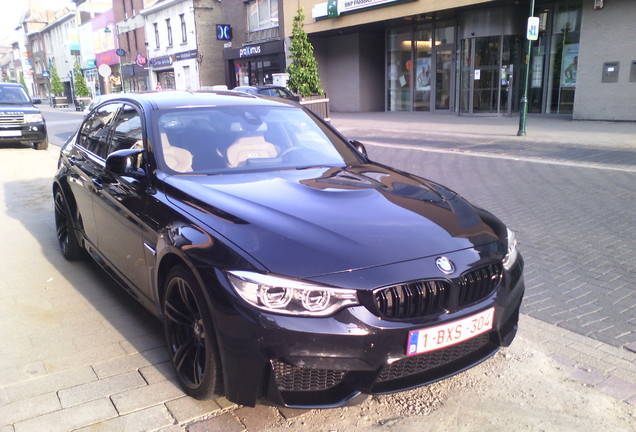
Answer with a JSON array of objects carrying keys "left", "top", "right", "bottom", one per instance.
[
  {"left": 153, "top": 105, "right": 359, "bottom": 174},
  {"left": 0, "top": 86, "right": 30, "bottom": 104}
]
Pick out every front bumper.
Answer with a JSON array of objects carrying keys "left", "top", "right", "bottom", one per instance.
[
  {"left": 207, "top": 255, "right": 524, "bottom": 408},
  {"left": 0, "top": 124, "right": 47, "bottom": 145}
]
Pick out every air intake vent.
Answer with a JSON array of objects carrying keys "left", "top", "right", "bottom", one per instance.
[
  {"left": 374, "top": 280, "right": 449, "bottom": 320},
  {"left": 458, "top": 263, "right": 503, "bottom": 307}
]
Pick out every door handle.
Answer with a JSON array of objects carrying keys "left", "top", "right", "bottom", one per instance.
[{"left": 91, "top": 178, "right": 103, "bottom": 190}]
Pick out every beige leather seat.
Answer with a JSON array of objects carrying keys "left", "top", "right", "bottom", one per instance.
[
  {"left": 161, "top": 132, "right": 193, "bottom": 173},
  {"left": 226, "top": 135, "right": 278, "bottom": 167}
]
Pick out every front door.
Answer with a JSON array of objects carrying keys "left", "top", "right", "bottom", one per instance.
[
  {"left": 387, "top": 24, "right": 455, "bottom": 112},
  {"left": 91, "top": 103, "right": 151, "bottom": 298},
  {"left": 460, "top": 36, "right": 521, "bottom": 115}
]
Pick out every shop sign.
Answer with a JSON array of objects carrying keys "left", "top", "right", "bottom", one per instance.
[
  {"left": 239, "top": 45, "right": 261, "bottom": 58},
  {"left": 321, "top": 0, "right": 413, "bottom": 18},
  {"left": 136, "top": 54, "right": 148, "bottom": 67},
  {"left": 42, "top": 70, "right": 50, "bottom": 78},
  {"left": 87, "top": 59, "right": 96, "bottom": 67},
  {"left": 216, "top": 24, "right": 232, "bottom": 41},
  {"left": 175, "top": 49, "right": 198, "bottom": 61},
  {"left": 150, "top": 55, "right": 173, "bottom": 68}
]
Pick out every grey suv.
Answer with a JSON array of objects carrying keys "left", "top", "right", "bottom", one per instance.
[{"left": 0, "top": 83, "right": 48, "bottom": 150}]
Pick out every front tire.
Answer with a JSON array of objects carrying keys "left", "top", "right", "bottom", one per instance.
[
  {"left": 163, "top": 266, "right": 223, "bottom": 399},
  {"left": 35, "top": 138, "right": 48, "bottom": 150},
  {"left": 54, "top": 190, "right": 83, "bottom": 260}
]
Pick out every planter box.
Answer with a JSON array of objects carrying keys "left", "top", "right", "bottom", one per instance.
[
  {"left": 53, "top": 96, "right": 69, "bottom": 108},
  {"left": 298, "top": 94, "right": 330, "bottom": 122},
  {"left": 74, "top": 97, "right": 91, "bottom": 111}
]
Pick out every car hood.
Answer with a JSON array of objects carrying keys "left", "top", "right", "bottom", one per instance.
[
  {"left": 164, "top": 164, "right": 502, "bottom": 278},
  {"left": 0, "top": 104, "right": 40, "bottom": 114}
]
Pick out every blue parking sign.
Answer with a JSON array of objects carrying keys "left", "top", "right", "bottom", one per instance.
[{"left": 527, "top": 17, "right": 540, "bottom": 41}]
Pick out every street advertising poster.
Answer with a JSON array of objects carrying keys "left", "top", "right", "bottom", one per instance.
[
  {"left": 416, "top": 57, "right": 431, "bottom": 91},
  {"left": 561, "top": 44, "right": 579, "bottom": 88}
]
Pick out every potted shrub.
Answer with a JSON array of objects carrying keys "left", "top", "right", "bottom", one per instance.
[
  {"left": 73, "top": 60, "right": 91, "bottom": 111},
  {"left": 49, "top": 65, "right": 67, "bottom": 107},
  {"left": 286, "top": 8, "right": 330, "bottom": 120}
]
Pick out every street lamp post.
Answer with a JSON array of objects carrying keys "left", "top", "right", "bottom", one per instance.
[
  {"left": 104, "top": 23, "right": 125, "bottom": 92},
  {"left": 517, "top": 0, "right": 536, "bottom": 136}
]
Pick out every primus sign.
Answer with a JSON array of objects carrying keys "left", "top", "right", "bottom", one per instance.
[{"left": 239, "top": 46, "right": 261, "bottom": 58}]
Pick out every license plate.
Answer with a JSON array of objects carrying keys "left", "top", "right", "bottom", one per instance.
[
  {"left": 406, "top": 307, "right": 495, "bottom": 356},
  {"left": 0, "top": 130, "right": 21, "bottom": 137}
]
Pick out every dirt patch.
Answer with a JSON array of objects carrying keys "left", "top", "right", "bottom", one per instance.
[{"left": 251, "top": 334, "right": 635, "bottom": 432}]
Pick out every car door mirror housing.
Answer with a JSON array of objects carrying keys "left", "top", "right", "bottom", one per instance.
[
  {"left": 106, "top": 148, "right": 145, "bottom": 178},
  {"left": 350, "top": 140, "right": 367, "bottom": 157}
]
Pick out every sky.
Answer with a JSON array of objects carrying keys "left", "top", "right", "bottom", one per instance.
[{"left": 1, "top": 0, "right": 74, "bottom": 44}]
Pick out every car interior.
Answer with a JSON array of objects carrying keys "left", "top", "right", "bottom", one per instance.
[{"left": 156, "top": 107, "right": 343, "bottom": 174}]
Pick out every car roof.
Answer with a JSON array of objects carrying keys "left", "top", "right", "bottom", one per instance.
[
  {"left": 102, "top": 90, "right": 294, "bottom": 110},
  {"left": 0, "top": 82, "right": 24, "bottom": 88}
]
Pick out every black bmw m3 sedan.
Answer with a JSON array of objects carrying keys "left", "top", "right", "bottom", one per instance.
[{"left": 53, "top": 90, "right": 524, "bottom": 408}]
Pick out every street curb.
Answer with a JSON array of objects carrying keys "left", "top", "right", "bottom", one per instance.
[{"left": 519, "top": 314, "right": 636, "bottom": 406}]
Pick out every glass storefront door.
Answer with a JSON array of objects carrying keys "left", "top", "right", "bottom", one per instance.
[
  {"left": 387, "top": 22, "right": 455, "bottom": 112},
  {"left": 414, "top": 28, "right": 432, "bottom": 111},
  {"left": 460, "top": 35, "right": 522, "bottom": 115},
  {"left": 234, "top": 55, "right": 281, "bottom": 86},
  {"left": 387, "top": 27, "right": 413, "bottom": 111},
  {"left": 435, "top": 48, "right": 452, "bottom": 110}
]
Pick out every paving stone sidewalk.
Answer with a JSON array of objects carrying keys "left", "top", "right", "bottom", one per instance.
[{"left": 1, "top": 112, "right": 634, "bottom": 431}]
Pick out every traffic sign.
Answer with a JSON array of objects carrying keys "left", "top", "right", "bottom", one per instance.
[
  {"left": 527, "top": 17, "right": 540, "bottom": 41},
  {"left": 116, "top": 48, "right": 126, "bottom": 57},
  {"left": 98, "top": 64, "right": 112, "bottom": 78}
]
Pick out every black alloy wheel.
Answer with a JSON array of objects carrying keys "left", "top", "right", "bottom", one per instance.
[
  {"left": 163, "top": 266, "right": 222, "bottom": 399},
  {"left": 54, "top": 190, "right": 83, "bottom": 260}
]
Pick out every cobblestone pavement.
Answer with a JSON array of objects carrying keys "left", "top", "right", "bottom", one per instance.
[{"left": 356, "top": 139, "right": 635, "bottom": 350}]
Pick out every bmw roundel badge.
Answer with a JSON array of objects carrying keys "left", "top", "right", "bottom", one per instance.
[{"left": 435, "top": 256, "right": 455, "bottom": 275}]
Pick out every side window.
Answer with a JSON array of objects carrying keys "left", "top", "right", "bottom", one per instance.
[
  {"left": 109, "top": 104, "right": 143, "bottom": 155},
  {"left": 77, "top": 103, "right": 121, "bottom": 158}
]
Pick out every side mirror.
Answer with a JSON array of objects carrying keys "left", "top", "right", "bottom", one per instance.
[
  {"left": 105, "top": 148, "right": 145, "bottom": 178},
  {"left": 33, "top": 98, "right": 42, "bottom": 105},
  {"left": 350, "top": 140, "right": 367, "bottom": 157}
]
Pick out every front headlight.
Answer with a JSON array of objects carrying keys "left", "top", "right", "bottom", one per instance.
[
  {"left": 227, "top": 271, "right": 359, "bottom": 317},
  {"left": 24, "top": 113, "right": 44, "bottom": 123},
  {"left": 502, "top": 227, "right": 519, "bottom": 271}
]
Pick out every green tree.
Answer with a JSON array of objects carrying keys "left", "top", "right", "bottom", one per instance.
[
  {"left": 73, "top": 60, "right": 90, "bottom": 97},
  {"left": 286, "top": 8, "right": 323, "bottom": 97},
  {"left": 19, "top": 72, "right": 29, "bottom": 95},
  {"left": 50, "top": 64, "right": 64, "bottom": 97}
]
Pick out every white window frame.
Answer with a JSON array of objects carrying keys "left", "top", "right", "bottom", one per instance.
[{"left": 247, "top": 0, "right": 278, "bottom": 32}]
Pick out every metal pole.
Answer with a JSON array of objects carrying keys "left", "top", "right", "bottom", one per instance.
[
  {"left": 517, "top": 0, "right": 536, "bottom": 136},
  {"left": 114, "top": 24, "right": 125, "bottom": 92}
]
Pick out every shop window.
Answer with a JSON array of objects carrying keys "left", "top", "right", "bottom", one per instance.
[
  {"left": 247, "top": 0, "right": 279, "bottom": 32},
  {"left": 546, "top": 4, "right": 581, "bottom": 114}
]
